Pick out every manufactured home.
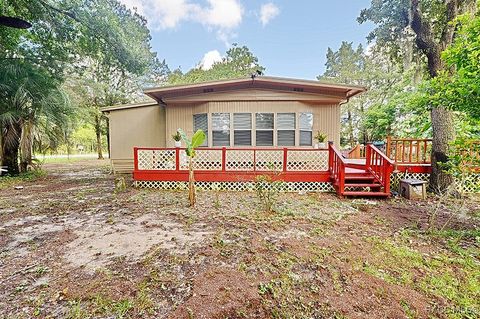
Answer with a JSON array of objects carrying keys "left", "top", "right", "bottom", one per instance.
[{"left": 102, "top": 76, "right": 366, "bottom": 174}]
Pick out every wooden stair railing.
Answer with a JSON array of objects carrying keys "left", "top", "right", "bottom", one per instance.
[
  {"left": 365, "top": 143, "right": 395, "bottom": 195},
  {"left": 328, "top": 141, "right": 347, "bottom": 195},
  {"left": 329, "top": 142, "right": 394, "bottom": 197}
]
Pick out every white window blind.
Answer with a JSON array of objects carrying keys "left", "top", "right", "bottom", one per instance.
[
  {"left": 234, "top": 113, "right": 252, "bottom": 146},
  {"left": 193, "top": 113, "right": 208, "bottom": 147},
  {"left": 212, "top": 113, "right": 230, "bottom": 146},
  {"left": 277, "top": 113, "right": 295, "bottom": 146},
  {"left": 299, "top": 112, "right": 313, "bottom": 146},
  {"left": 256, "top": 113, "right": 274, "bottom": 146}
]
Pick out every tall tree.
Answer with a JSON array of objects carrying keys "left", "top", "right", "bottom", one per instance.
[
  {"left": 423, "top": 9, "right": 480, "bottom": 120},
  {"left": 318, "top": 42, "right": 404, "bottom": 146},
  {"left": 0, "top": 0, "right": 160, "bottom": 171},
  {"left": 358, "top": 0, "right": 477, "bottom": 191},
  {"left": 168, "top": 44, "right": 265, "bottom": 85}
]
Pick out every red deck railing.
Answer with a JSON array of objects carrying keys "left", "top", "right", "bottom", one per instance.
[
  {"left": 346, "top": 144, "right": 366, "bottom": 159},
  {"left": 133, "top": 147, "right": 332, "bottom": 183},
  {"left": 386, "top": 137, "right": 432, "bottom": 164}
]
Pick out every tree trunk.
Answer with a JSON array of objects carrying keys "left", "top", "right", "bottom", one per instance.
[
  {"left": 19, "top": 118, "right": 34, "bottom": 173},
  {"left": 1, "top": 122, "right": 21, "bottom": 175},
  {"left": 106, "top": 116, "right": 111, "bottom": 159},
  {"left": 188, "top": 156, "right": 196, "bottom": 207},
  {"left": 94, "top": 114, "right": 104, "bottom": 160},
  {"left": 347, "top": 110, "right": 355, "bottom": 148},
  {"left": 429, "top": 107, "right": 455, "bottom": 192},
  {"left": 409, "top": 0, "right": 462, "bottom": 193}
]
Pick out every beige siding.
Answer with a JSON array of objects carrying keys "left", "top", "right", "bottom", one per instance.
[
  {"left": 108, "top": 104, "right": 165, "bottom": 173},
  {"left": 165, "top": 100, "right": 340, "bottom": 147}
]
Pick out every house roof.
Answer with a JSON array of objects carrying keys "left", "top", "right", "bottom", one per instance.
[
  {"left": 101, "top": 100, "right": 158, "bottom": 112},
  {"left": 102, "top": 76, "right": 366, "bottom": 111},
  {"left": 144, "top": 76, "right": 366, "bottom": 103}
]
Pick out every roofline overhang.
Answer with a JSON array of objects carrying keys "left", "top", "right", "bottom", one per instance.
[
  {"left": 144, "top": 76, "right": 367, "bottom": 101},
  {"left": 100, "top": 101, "right": 159, "bottom": 112}
]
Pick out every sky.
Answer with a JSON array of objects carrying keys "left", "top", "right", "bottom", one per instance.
[{"left": 119, "top": 0, "right": 375, "bottom": 80}]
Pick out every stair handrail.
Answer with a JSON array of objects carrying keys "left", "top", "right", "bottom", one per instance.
[
  {"left": 328, "top": 141, "right": 347, "bottom": 195},
  {"left": 365, "top": 143, "right": 395, "bottom": 194}
]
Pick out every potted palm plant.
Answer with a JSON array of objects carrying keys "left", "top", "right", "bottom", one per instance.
[
  {"left": 314, "top": 131, "right": 327, "bottom": 149},
  {"left": 172, "top": 131, "right": 182, "bottom": 147}
]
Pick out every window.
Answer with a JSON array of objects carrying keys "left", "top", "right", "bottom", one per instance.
[
  {"left": 193, "top": 113, "right": 208, "bottom": 147},
  {"left": 212, "top": 113, "right": 230, "bottom": 146},
  {"left": 234, "top": 113, "right": 252, "bottom": 146},
  {"left": 255, "top": 113, "right": 274, "bottom": 146},
  {"left": 299, "top": 112, "right": 313, "bottom": 146},
  {"left": 277, "top": 113, "right": 295, "bottom": 146}
]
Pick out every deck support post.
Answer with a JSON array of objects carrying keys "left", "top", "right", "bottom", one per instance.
[
  {"left": 221, "top": 147, "right": 226, "bottom": 172},
  {"left": 175, "top": 148, "right": 180, "bottom": 171}
]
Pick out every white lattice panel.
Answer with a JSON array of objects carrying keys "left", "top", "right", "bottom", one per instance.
[
  {"left": 287, "top": 150, "right": 328, "bottom": 171},
  {"left": 134, "top": 180, "right": 334, "bottom": 193},
  {"left": 226, "top": 150, "right": 255, "bottom": 171},
  {"left": 137, "top": 149, "right": 176, "bottom": 170},
  {"left": 455, "top": 173, "right": 480, "bottom": 193},
  {"left": 255, "top": 150, "right": 283, "bottom": 171},
  {"left": 180, "top": 149, "right": 222, "bottom": 170}
]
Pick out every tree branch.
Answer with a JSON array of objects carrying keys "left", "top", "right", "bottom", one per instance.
[{"left": 409, "top": 0, "right": 442, "bottom": 77}]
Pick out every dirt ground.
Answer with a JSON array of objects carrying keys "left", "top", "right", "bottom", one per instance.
[{"left": 0, "top": 160, "right": 479, "bottom": 319}]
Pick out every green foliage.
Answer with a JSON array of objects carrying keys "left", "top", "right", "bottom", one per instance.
[
  {"left": 178, "top": 129, "right": 206, "bottom": 157},
  {"left": 1, "top": 0, "right": 162, "bottom": 170},
  {"left": 318, "top": 41, "right": 412, "bottom": 144},
  {"left": 171, "top": 131, "right": 181, "bottom": 142},
  {"left": 418, "top": 11, "right": 480, "bottom": 120},
  {"left": 254, "top": 174, "right": 284, "bottom": 213},
  {"left": 440, "top": 139, "right": 480, "bottom": 194},
  {"left": 168, "top": 44, "right": 265, "bottom": 85},
  {"left": 0, "top": 169, "right": 47, "bottom": 189},
  {"left": 364, "top": 236, "right": 480, "bottom": 319},
  {"left": 314, "top": 131, "right": 327, "bottom": 143}
]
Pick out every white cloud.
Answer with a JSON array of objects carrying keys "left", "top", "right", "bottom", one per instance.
[
  {"left": 259, "top": 2, "right": 280, "bottom": 26},
  {"left": 199, "top": 50, "right": 223, "bottom": 70},
  {"left": 119, "top": 0, "right": 243, "bottom": 44},
  {"left": 195, "top": 0, "right": 243, "bottom": 29}
]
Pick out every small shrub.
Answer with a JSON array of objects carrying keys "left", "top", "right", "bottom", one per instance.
[
  {"left": 114, "top": 176, "right": 127, "bottom": 193},
  {"left": 254, "top": 174, "right": 284, "bottom": 213}
]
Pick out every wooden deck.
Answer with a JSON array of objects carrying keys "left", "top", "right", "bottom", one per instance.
[{"left": 133, "top": 143, "right": 434, "bottom": 197}]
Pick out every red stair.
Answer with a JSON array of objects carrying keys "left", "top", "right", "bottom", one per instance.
[{"left": 328, "top": 142, "right": 394, "bottom": 198}]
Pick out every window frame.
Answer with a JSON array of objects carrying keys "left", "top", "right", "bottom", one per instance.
[
  {"left": 255, "top": 112, "right": 274, "bottom": 146},
  {"left": 193, "top": 113, "right": 208, "bottom": 147},
  {"left": 211, "top": 112, "right": 231, "bottom": 147},
  {"left": 299, "top": 112, "right": 314, "bottom": 146},
  {"left": 233, "top": 113, "right": 252, "bottom": 146},
  {"left": 276, "top": 112, "right": 296, "bottom": 147}
]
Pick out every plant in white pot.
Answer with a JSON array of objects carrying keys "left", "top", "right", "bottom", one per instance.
[
  {"left": 172, "top": 131, "right": 182, "bottom": 147},
  {"left": 314, "top": 131, "right": 327, "bottom": 149}
]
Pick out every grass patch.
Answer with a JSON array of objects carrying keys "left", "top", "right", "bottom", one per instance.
[
  {"left": 0, "top": 169, "right": 47, "bottom": 190},
  {"left": 363, "top": 236, "right": 480, "bottom": 318}
]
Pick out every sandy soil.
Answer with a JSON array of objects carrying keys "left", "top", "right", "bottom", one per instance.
[{"left": 0, "top": 160, "right": 478, "bottom": 318}]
